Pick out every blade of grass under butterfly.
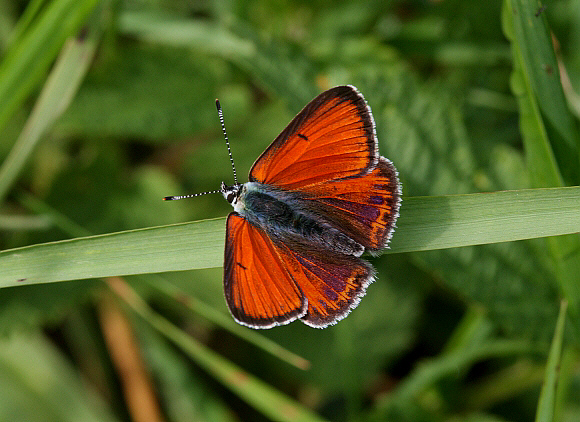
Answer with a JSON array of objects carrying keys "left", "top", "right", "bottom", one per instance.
[
  {"left": 535, "top": 300, "right": 568, "bottom": 422},
  {"left": 1, "top": 187, "right": 579, "bottom": 288},
  {"left": 108, "top": 278, "right": 326, "bottom": 422}
]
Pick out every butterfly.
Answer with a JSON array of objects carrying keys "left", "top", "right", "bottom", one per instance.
[{"left": 165, "top": 85, "right": 401, "bottom": 329}]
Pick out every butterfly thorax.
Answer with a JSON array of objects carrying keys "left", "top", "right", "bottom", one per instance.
[{"left": 224, "top": 182, "right": 364, "bottom": 257}]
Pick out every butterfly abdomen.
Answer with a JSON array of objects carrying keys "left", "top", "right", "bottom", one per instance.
[{"left": 239, "top": 182, "right": 364, "bottom": 257}]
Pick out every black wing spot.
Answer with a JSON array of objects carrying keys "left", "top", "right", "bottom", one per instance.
[
  {"left": 237, "top": 262, "right": 247, "bottom": 270},
  {"left": 297, "top": 133, "right": 308, "bottom": 141}
]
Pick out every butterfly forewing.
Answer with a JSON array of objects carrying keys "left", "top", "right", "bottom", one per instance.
[{"left": 249, "top": 86, "right": 378, "bottom": 190}]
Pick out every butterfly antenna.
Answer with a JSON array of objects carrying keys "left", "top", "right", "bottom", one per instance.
[
  {"left": 163, "top": 99, "right": 238, "bottom": 201},
  {"left": 216, "top": 99, "right": 238, "bottom": 186},
  {"left": 163, "top": 189, "right": 221, "bottom": 201}
]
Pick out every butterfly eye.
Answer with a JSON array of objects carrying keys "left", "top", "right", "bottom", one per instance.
[{"left": 222, "top": 184, "right": 242, "bottom": 206}]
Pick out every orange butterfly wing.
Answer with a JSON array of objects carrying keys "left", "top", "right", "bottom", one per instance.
[
  {"left": 298, "top": 157, "right": 400, "bottom": 251},
  {"left": 224, "top": 213, "right": 306, "bottom": 328},
  {"left": 249, "top": 85, "right": 400, "bottom": 251},
  {"left": 275, "top": 241, "right": 374, "bottom": 327},
  {"left": 249, "top": 85, "right": 378, "bottom": 190},
  {"left": 224, "top": 213, "right": 374, "bottom": 328}
]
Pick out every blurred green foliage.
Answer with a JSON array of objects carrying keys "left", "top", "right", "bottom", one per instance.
[{"left": 0, "top": 0, "right": 579, "bottom": 421}]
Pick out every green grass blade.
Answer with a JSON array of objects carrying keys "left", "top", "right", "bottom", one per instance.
[
  {"left": 1, "top": 187, "right": 579, "bottom": 288},
  {"left": 503, "top": 0, "right": 580, "bottom": 331},
  {"left": 4, "top": 0, "right": 47, "bottom": 48},
  {"left": 0, "top": 0, "right": 99, "bottom": 135},
  {"left": 535, "top": 300, "right": 568, "bottom": 422},
  {"left": 392, "top": 187, "right": 580, "bottom": 253},
  {"left": 109, "top": 279, "right": 326, "bottom": 422},
  {"left": 0, "top": 331, "right": 119, "bottom": 421},
  {"left": 142, "top": 274, "right": 310, "bottom": 370},
  {"left": 505, "top": 0, "right": 580, "bottom": 185},
  {"left": 502, "top": 0, "right": 564, "bottom": 188},
  {"left": 0, "top": 22, "right": 100, "bottom": 202},
  {"left": 0, "top": 217, "right": 224, "bottom": 287},
  {"left": 370, "top": 339, "right": 533, "bottom": 419}
]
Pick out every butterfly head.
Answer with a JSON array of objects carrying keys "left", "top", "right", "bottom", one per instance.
[{"left": 221, "top": 181, "right": 245, "bottom": 212}]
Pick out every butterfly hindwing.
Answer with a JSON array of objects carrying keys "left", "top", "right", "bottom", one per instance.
[
  {"left": 225, "top": 212, "right": 375, "bottom": 328},
  {"left": 296, "top": 157, "right": 401, "bottom": 251},
  {"left": 275, "top": 240, "right": 374, "bottom": 328},
  {"left": 224, "top": 213, "right": 306, "bottom": 328},
  {"left": 249, "top": 85, "right": 378, "bottom": 190}
]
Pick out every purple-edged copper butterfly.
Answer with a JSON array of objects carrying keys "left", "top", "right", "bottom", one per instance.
[{"left": 165, "top": 86, "right": 401, "bottom": 328}]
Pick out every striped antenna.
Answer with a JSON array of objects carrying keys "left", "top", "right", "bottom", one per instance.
[
  {"left": 163, "top": 98, "right": 238, "bottom": 201},
  {"left": 216, "top": 99, "right": 238, "bottom": 185},
  {"left": 163, "top": 189, "right": 221, "bottom": 201}
]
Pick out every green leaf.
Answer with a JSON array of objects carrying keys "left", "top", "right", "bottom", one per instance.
[
  {"left": 505, "top": 0, "right": 580, "bottom": 185},
  {"left": 56, "top": 45, "right": 226, "bottom": 140},
  {"left": 0, "top": 20, "right": 100, "bottom": 202},
  {"left": 503, "top": 0, "right": 580, "bottom": 325},
  {"left": 535, "top": 300, "right": 568, "bottom": 422},
  {"left": 0, "top": 0, "right": 100, "bottom": 135},
  {"left": 0, "top": 331, "right": 118, "bottom": 421},
  {"left": 117, "top": 11, "right": 319, "bottom": 112}
]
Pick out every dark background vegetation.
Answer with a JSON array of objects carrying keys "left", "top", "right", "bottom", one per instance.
[{"left": 0, "top": 0, "right": 579, "bottom": 421}]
